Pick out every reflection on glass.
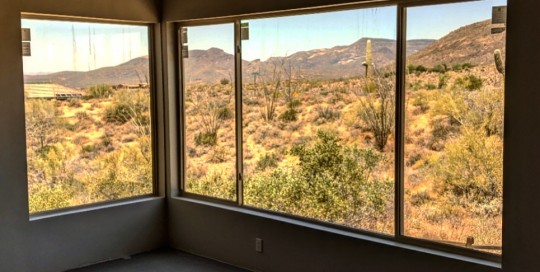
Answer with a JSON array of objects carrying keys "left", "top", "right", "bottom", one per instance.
[
  {"left": 182, "top": 24, "right": 237, "bottom": 201},
  {"left": 404, "top": 0, "right": 505, "bottom": 254},
  {"left": 241, "top": 7, "right": 397, "bottom": 234},
  {"left": 22, "top": 19, "right": 153, "bottom": 213}
]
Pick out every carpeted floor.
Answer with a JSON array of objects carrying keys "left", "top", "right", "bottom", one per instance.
[{"left": 69, "top": 248, "right": 249, "bottom": 272}]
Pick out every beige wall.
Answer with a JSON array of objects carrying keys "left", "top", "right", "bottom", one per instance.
[{"left": 0, "top": 0, "right": 165, "bottom": 271}]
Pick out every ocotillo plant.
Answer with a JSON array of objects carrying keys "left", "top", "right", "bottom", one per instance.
[
  {"left": 494, "top": 49, "right": 505, "bottom": 76},
  {"left": 362, "top": 39, "right": 373, "bottom": 78}
]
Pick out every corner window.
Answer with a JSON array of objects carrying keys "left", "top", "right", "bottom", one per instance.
[
  {"left": 22, "top": 18, "right": 154, "bottom": 213},
  {"left": 178, "top": 0, "right": 506, "bottom": 259}
]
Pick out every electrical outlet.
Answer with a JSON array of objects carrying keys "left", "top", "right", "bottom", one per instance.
[{"left": 255, "top": 238, "right": 263, "bottom": 253}]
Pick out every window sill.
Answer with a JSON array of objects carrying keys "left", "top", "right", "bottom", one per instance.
[
  {"left": 30, "top": 195, "right": 164, "bottom": 221},
  {"left": 171, "top": 196, "right": 501, "bottom": 269}
]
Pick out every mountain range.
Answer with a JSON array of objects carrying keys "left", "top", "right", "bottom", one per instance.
[{"left": 25, "top": 19, "right": 505, "bottom": 88}]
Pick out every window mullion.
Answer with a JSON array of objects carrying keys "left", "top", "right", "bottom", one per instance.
[
  {"left": 395, "top": 4, "right": 407, "bottom": 238},
  {"left": 234, "top": 20, "right": 244, "bottom": 206}
]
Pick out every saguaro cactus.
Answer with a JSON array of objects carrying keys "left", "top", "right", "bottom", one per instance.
[
  {"left": 494, "top": 49, "right": 505, "bottom": 76},
  {"left": 362, "top": 39, "right": 373, "bottom": 78}
]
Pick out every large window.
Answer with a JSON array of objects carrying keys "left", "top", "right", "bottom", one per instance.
[
  {"left": 179, "top": 0, "right": 506, "bottom": 259},
  {"left": 22, "top": 18, "right": 154, "bottom": 213},
  {"left": 241, "top": 8, "right": 396, "bottom": 234},
  {"left": 403, "top": 0, "right": 505, "bottom": 254},
  {"left": 180, "top": 23, "right": 237, "bottom": 200}
]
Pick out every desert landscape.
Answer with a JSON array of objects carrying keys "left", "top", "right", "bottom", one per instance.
[{"left": 25, "top": 18, "right": 504, "bottom": 253}]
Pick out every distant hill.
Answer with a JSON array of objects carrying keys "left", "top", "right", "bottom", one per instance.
[
  {"left": 183, "top": 48, "right": 245, "bottom": 85},
  {"left": 408, "top": 19, "right": 506, "bottom": 67},
  {"left": 25, "top": 56, "right": 150, "bottom": 89},
  {"left": 24, "top": 19, "right": 506, "bottom": 87},
  {"left": 242, "top": 38, "right": 433, "bottom": 80}
]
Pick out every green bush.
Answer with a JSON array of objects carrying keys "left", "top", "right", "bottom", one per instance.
[
  {"left": 87, "top": 84, "right": 113, "bottom": 98},
  {"left": 216, "top": 106, "right": 233, "bottom": 120},
  {"left": 186, "top": 170, "right": 236, "bottom": 200},
  {"left": 257, "top": 153, "right": 278, "bottom": 171},
  {"left": 245, "top": 130, "right": 393, "bottom": 229},
  {"left": 438, "top": 73, "right": 449, "bottom": 89},
  {"left": 425, "top": 83, "right": 437, "bottom": 90},
  {"left": 194, "top": 131, "right": 217, "bottom": 146},
  {"left": 430, "top": 128, "right": 502, "bottom": 210},
  {"left": 455, "top": 75, "right": 483, "bottom": 91},
  {"left": 431, "top": 64, "right": 447, "bottom": 73},
  {"left": 315, "top": 106, "right": 340, "bottom": 123},
  {"left": 220, "top": 78, "right": 230, "bottom": 85},
  {"left": 104, "top": 90, "right": 150, "bottom": 125},
  {"left": 279, "top": 108, "right": 299, "bottom": 122}
]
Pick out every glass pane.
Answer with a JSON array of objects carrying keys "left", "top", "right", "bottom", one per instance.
[
  {"left": 182, "top": 24, "right": 236, "bottom": 201},
  {"left": 22, "top": 19, "right": 153, "bottom": 213},
  {"left": 241, "top": 7, "right": 397, "bottom": 234},
  {"left": 404, "top": 0, "right": 506, "bottom": 254}
]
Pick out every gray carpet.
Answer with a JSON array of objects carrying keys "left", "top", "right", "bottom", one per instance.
[{"left": 69, "top": 249, "right": 249, "bottom": 272}]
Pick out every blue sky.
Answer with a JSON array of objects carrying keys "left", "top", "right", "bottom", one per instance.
[
  {"left": 22, "top": 0, "right": 506, "bottom": 73},
  {"left": 189, "top": 0, "right": 506, "bottom": 61},
  {"left": 22, "top": 20, "right": 148, "bottom": 74}
]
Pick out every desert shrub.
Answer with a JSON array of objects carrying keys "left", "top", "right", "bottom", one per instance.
[
  {"left": 104, "top": 103, "right": 131, "bottom": 124},
  {"left": 75, "top": 111, "right": 89, "bottom": 121},
  {"left": 256, "top": 153, "right": 278, "bottom": 171},
  {"left": 462, "top": 63, "right": 473, "bottom": 69},
  {"left": 67, "top": 98, "right": 82, "bottom": 107},
  {"left": 409, "top": 191, "right": 432, "bottom": 206},
  {"left": 246, "top": 130, "right": 392, "bottom": 229},
  {"left": 431, "top": 64, "right": 447, "bottom": 73},
  {"left": 430, "top": 128, "right": 502, "bottom": 211},
  {"left": 425, "top": 83, "right": 437, "bottom": 90},
  {"left": 432, "top": 87, "right": 503, "bottom": 137},
  {"left": 194, "top": 131, "right": 217, "bottom": 147},
  {"left": 187, "top": 85, "right": 231, "bottom": 145},
  {"left": 407, "top": 64, "right": 427, "bottom": 74},
  {"left": 438, "top": 73, "right": 449, "bottom": 89},
  {"left": 186, "top": 170, "right": 235, "bottom": 200},
  {"left": 220, "top": 78, "right": 230, "bottom": 85},
  {"left": 455, "top": 75, "right": 483, "bottom": 91},
  {"left": 315, "top": 106, "right": 340, "bottom": 123},
  {"left": 104, "top": 90, "right": 150, "bottom": 125},
  {"left": 411, "top": 93, "right": 430, "bottom": 113},
  {"left": 452, "top": 64, "right": 463, "bottom": 71},
  {"left": 25, "top": 99, "right": 59, "bottom": 150},
  {"left": 26, "top": 143, "right": 79, "bottom": 213},
  {"left": 28, "top": 184, "right": 72, "bottom": 213},
  {"left": 208, "top": 146, "right": 227, "bottom": 163},
  {"left": 279, "top": 108, "right": 299, "bottom": 122},
  {"left": 216, "top": 106, "right": 233, "bottom": 120},
  {"left": 86, "top": 142, "right": 153, "bottom": 202},
  {"left": 415, "top": 65, "right": 427, "bottom": 74},
  {"left": 87, "top": 84, "right": 113, "bottom": 98}
]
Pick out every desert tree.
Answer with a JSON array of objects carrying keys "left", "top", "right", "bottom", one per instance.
[
  {"left": 256, "top": 60, "right": 282, "bottom": 122},
  {"left": 187, "top": 81, "right": 233, "bottom": 146},
  {"left": 279, "top": 59, "right": 301, "bottom": 122},
  {"left": 357, "top": 69, "right": 395, "bottom": 151},
  {"left": 25, "top": 99, "right": 59, "bottom": 151}
]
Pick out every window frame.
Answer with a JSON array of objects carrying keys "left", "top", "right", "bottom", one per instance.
[
  {"left": 176, "top": 0, "right": 504, "bottom": 263},
  {"left": 21, "top": 13, "right": 160, "bottom": 217}
]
